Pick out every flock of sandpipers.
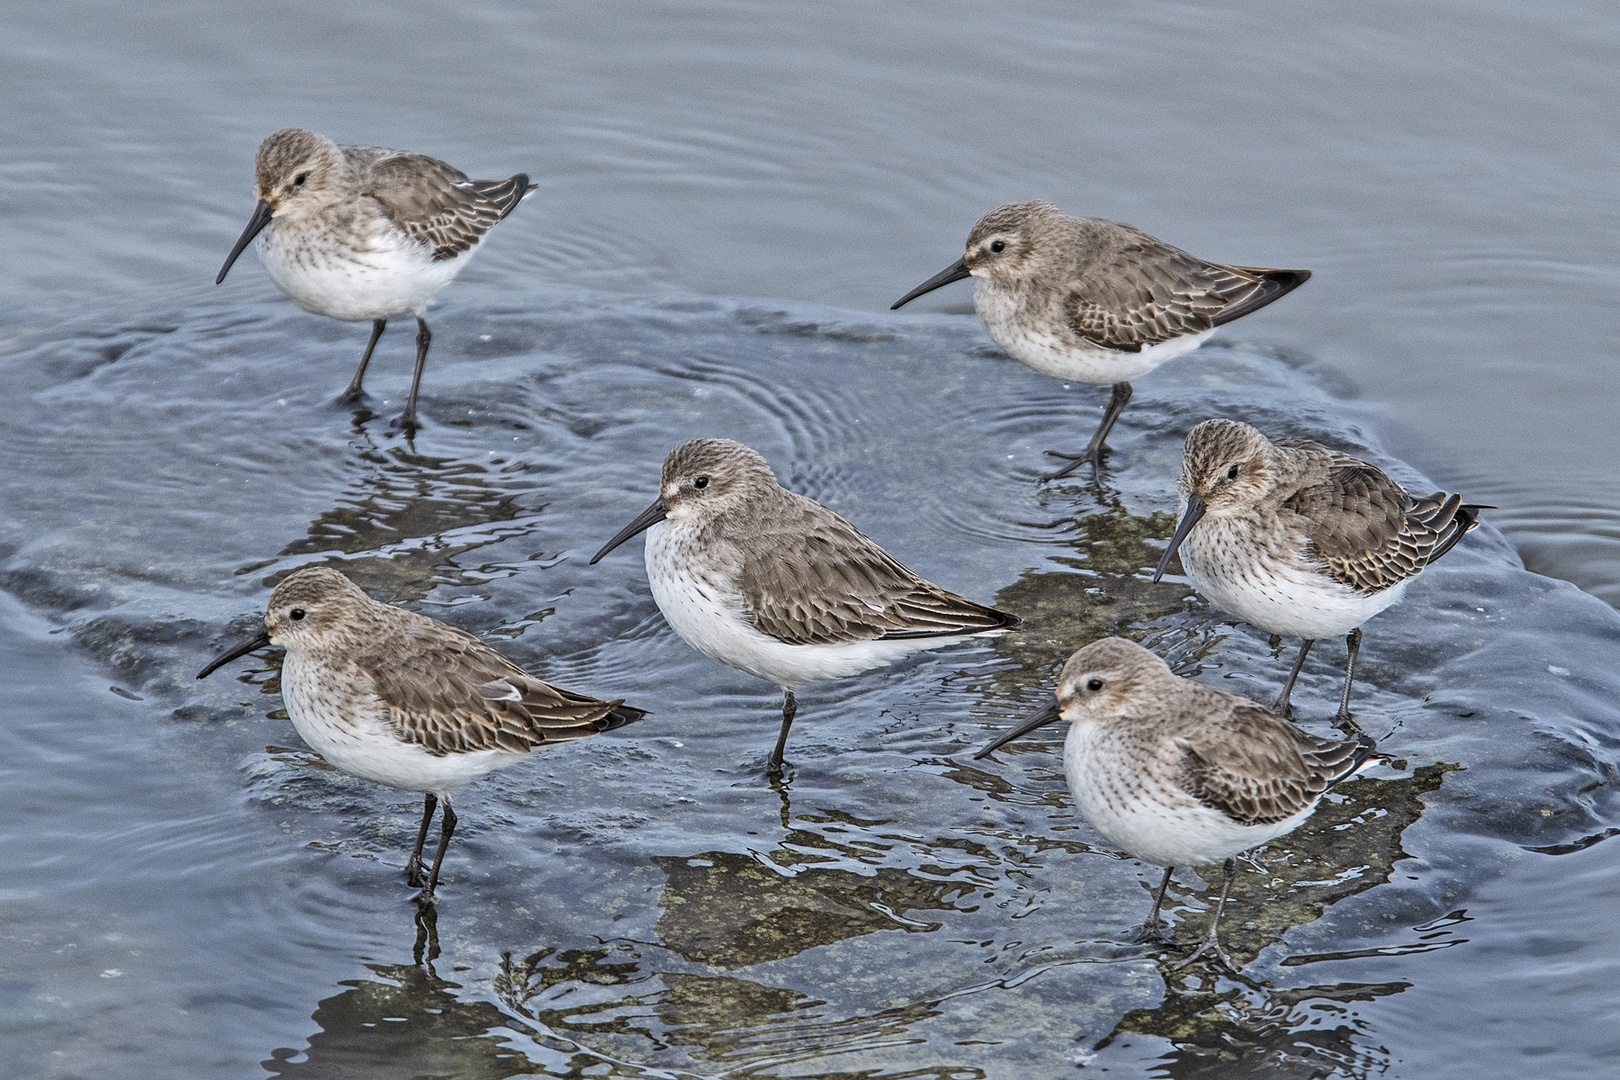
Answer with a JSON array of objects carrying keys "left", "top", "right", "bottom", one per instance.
[{"left": 197, "top": 128, "right": 1486, "bottom": 970}]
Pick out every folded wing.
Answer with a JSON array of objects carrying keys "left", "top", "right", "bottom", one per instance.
[
  {"left": 1178, "top": 703, "right": 1375, "bottom": 826},
  {"left": 1286, "top": 447, "right": 1482, "bottom": 593},
  {"left": 352, "top": 146, "right": 534, "bottom": 261},
  {"left": 735, "top": 496, "right": 1019, "bottom": 646},
  {"left": 359, "top": 619, "right": 643, "bottom": 756},
  {"left": 1064, "top": 224, "right": 1309, "bottom": 352}
]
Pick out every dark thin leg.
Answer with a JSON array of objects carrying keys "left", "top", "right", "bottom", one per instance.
[
  {"left": 1043, "top": 381, "right": 1133, "bottom": 481},
  {"left": 343, "top": 318, "right": 387, "bottom": 402},
  {"left": 421, "top": 800, "right": 457, "bottom": 900},
  {"left": 1132, "top": 866, "right": 1176, "bottom": 944},
  {"left": 768, "top": 689, "right": 797, "bottom": 778},
  {"left": 1272, "top": 639, "right": 1315, "bottom": 718},
  {"left": 1172, "top": 857, "right": 1237, "bottom": 971},
  {"left": 398, "top": 315, "right": 431, "bottom": 430},
  {"left": 406, "top": 793, "right": 438, "bottom": 887},
  {"left": 1335, "top": 628, "right": 1363, "bottom": 723}
]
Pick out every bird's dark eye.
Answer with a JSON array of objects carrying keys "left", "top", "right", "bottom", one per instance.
[
  {"left": 1086, "top": 677, "right": 1104, "bottom": 691},
  {"left": 693, "top": 476, "right": 709, "bottom": 490},
  {"left": 1226, "top": 464, "right": 1240, "bottom": 480},
  {"left": 990, "top": 240, "right": 1006, "bottom": 253},
  {"left": 290, "top": 608, "right": 306, "bottom": 621},
  {"left": 293, "top": 173, "right": 308, "bottom": 187}
]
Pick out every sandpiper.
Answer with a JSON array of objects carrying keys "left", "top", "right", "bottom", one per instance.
[
  {"left": 215, "top": 128, "right": 536, "bottom": 430},
  {"left": 589, "top": 438, "right": 1019, "bottom": 777},
  {"left": 1154, "top": 419, "right": 1487, "bottom": 721},
  {"left": 976, "top": 636, "right": 1375, "bottom": 969},
  {"left": 196, "top": 566, "right": 644, "bottom": 898},
  {"left": 891, "top": 201, "right": 1310, "bottom": 480}
]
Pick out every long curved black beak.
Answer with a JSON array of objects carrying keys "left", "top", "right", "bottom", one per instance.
[
  {"left": 196, "top": 630, "right": 273, "bottom": 679},
  {"left": 216, "top": 199, "right": 274, "bottom": 284},
  {"left": 590, "top": 496, "right": 668, "bottom": 564},
  {"left": 1152, "top": 494, "right": 1207, "bottom": 582},
  {"left": 974, "top": 699, "right": 1064, "bottom": 759},
  {"left": 891, "top": 256, "right": 972, "bottom": 310}
]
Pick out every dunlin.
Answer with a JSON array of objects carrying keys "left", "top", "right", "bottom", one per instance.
[
  {"left": 1154, "top": 419, "right": 1486, "bottom": 721},
  {"left": 197, "top": 567, "right": 644, "bottom": 898},
  {"left": 975, "top": 637, "right": 1375, "bottom": 969},
  {"left": 891, "top": 201, "right": 1309, "bottom": 480},
  {"left": 215, "top": 128, "right": 536, "bottom": 430},
  {"left": 589, "top": 438, "right": 1019, "bottom": 777}
]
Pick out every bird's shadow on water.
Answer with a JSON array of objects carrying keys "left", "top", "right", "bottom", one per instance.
[
  {"left": 256, "top": 760, "right": 1447, "bottom": 1079},
  {"left": 249, "top": 502, "right": 1461, "bottom": 1078},
  {"left": 240, "top": 426, "right": 554, "bottom": 606},
  {"left": 1088, "top": 974, "right": 1415, "bottom": 1077}
]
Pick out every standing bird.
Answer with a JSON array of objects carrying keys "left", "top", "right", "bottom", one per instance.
[
  {"left": 891, "top": 201, "right": 1310, "bottom": 480},
  {"left": 1154, "top": 419, "right": 1486, "bottom": 722},
  {"left": 215, "top": 128, "right": 536, "bottom": 430},
  {"left": 197, "top": 566, "right": 644, "bottom": 898},
  {"left": 590, "top": 438, "right": 1019, "bottom": 777},
  {"left": 976, "top": 637, "right": 1376, "bottom": 969}
]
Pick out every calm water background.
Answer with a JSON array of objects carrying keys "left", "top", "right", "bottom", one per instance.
[
  {"left": 2, "top": 2, "right": 1619, "bottom": 1078},
  {"left": 3, "top": 0, "right": 1617, "bottom": 604}
]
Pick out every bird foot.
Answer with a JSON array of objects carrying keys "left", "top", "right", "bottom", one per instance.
[
  {"left": 766, "top": 759, "right": 793, "bottom": 782},
  {"left": 335, "top": 386, "right": 367, "bottom": 407},
  {"left": 1170, "top": 931, "right": 1236, "bottom": 972},
  {"left": 390, "top": 412, "right": 422, "bottom": 435},
  {"left": 1331, "top": 710, "right": 1365, "bottom": 738},
  {"left": 1129, "top": 919, "right": 1173, "bottom": 946},
  {"left": 1041, "top": 447, "right": 1106, "bottom": 483},
  {"left": 411, "top": 884, "right": 439, "bottom": 906},
  {"left": 405, "top": 860, "right": 427, "bottom": 889}
]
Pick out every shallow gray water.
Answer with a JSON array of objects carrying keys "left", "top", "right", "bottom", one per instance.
[
  {"left": 2, "top": 0, "right": 1617, "bottom": 604},
  {"left": 2, "top": 294, "right": 1618, "bottom": 1078},
  {"left": 2, "top": 3, "right": 1619, "bottom": 1078}
]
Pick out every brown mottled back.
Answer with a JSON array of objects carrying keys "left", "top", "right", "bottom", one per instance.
[
  {"left": 344, "top": 145, "right": 533, "bottom": 260},
  {"left": 732, "top": 490, "right": 1018, "bottom": 645},
  {"left": 1283, "top": 442, "right": 1482, "bottom": 593},
  {"left": 1175, "top": 702, "right": 1374, "bottom": 826},
  {"left": 355, "top": 611, "right": 642, "bottom": 755}
]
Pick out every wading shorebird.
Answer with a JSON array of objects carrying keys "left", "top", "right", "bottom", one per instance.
[
  {"left": 1154, "top": 419, "right": 1487, "bottom": 722},
  {"left": 891, "top": 201, "right": 1310, "bottom": 480},
  {"left": 215, "top": 128, "right": 536, "bottom": 430},
  {"left": 590, "top": 438, "right": 1019, "bottom": 777},
  {"left": 197, "top": 567, "right": 644, "bottom": 899},
  {"left": 976, "top": 636, "right": 1376, "bottom": 969}
]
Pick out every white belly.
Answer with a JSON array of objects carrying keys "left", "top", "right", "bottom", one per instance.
[
  {"left": 280, "top": 653, "right": 526, "bottom": 797},
  {"left": 643, "top": 522, "right": 961, "bottom": 689},
  {"left": 1064, "top": 723, "right": 1310, "bottom": 867},
  {"left": 1179, "top": 513, "right": 1405, "bottom": 639},
  {"left": 258, "top": 222, "right": 467, "bottom": 322},
  {"left": 974, "top": 279, "right": 1212, "bottom": 384}
]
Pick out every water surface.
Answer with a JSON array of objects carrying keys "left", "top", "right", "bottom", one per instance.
[
  {"left": 2, "top": 295, "right": 1617, "bottom": 1077},
  {"left": 2, "top": 3, "right": 1619, "bottom": 1077},
  {"left": 2, "top": 0, "right": 1617, "bottom": 601}
]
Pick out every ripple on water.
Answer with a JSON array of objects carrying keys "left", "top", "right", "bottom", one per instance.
[{"left": 1, "top": 291, "right": 1617, "bottom": 1078}]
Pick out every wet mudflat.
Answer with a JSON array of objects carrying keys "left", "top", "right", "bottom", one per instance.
[{"left": 1, "top": 293, "right": 1616, "bottom": 1078}]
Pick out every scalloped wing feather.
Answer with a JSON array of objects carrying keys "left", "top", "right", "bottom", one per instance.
[
  {"left": 1063, "top": 230, "right": 1283, "bottom": 351},
  {"left": 358, "top": 620, "right": 642, "bottom": 756},
  {"left": 734, "top": 498, "right": 1017, "bottom": 646},
  {"left": 1285, "top": 448, "right": 1476, "bottom": 593},
  {"left": 350, "top": 146, "right": 530, "bottom": 261},
  {"left": 1177, "top": 705, "right": 1373, "bottom": 827}
]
